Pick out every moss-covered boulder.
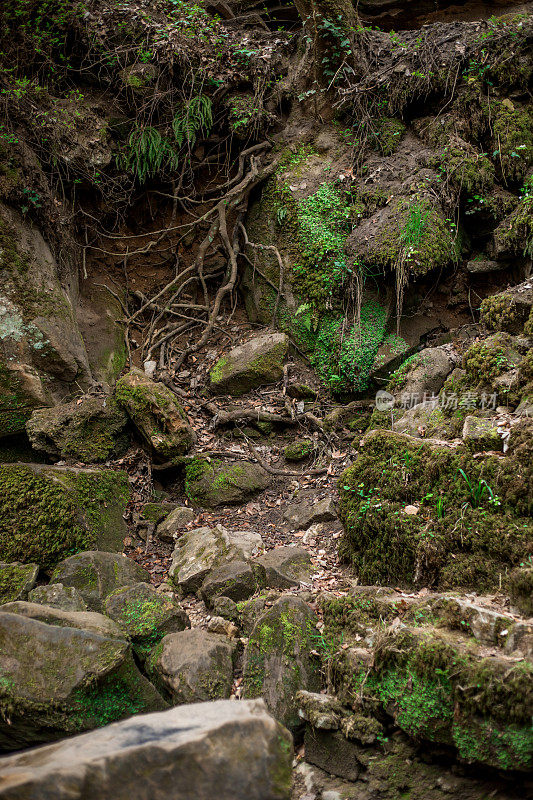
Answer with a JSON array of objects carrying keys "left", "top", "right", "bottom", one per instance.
[
  {"left": 0, "top": 464, "right": 130, "bottom": 570},
  {"left": 146, "top": 629, "right": 235, "bottom": 705},
  {"left": 26, "top": 395, "right": 128, "bottom": 462},
  {"left": 338, "top": 429, "right": 532, "bottom": 591},
  {"left": 115, "top": 368, "right": 195, "bottom": 459},
  {"left": 0, "top": 611, "right": 166, "bottom": 750},
  {"left": 169, "top": 524, "right": 263, "bottom": 594},
  {"left": 0, "top": 204, "right": 92, "bottom": 440},
  {"left": 184, "top": 457, "right": 270, "bottom": 507},
  {"left": 0, "top": 561, "right": 38, "bottom": 604},
  {"left": 462, "top": 415, "right": 502, "bottom": 451},
  {"left": 209, "top": 333, "right": 288, "bottom": 395},
  {"left": 51, "top": 551, "right": 149, "bottom": 612},
  {"left": 334, "top": 625, "right": 532, "bottom": 771},
  {"left": 28, "top": 583, "right": 87, "bottom": 611},
  {"left": 284, "top": 439, "right": 315, "bottom": 462},
  {"left": 242, "top": 595, "right": 321, "bottom": 731},
  {"left": 386, "top": 346, "right": 455, "bottom": 399},
  {"left": 509, "top": 567, "right": 533, "bottom": 617},
  {"left": 104, "top": 582, "right": 190, "bottom": 660}
]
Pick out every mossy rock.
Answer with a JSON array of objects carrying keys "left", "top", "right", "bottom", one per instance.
[
  {"left": 480, "top": 293, "right": 520, "bottom": 333},
  {"left": 184, "top": 457, "right": 270, "bottom": 507},
  {"left": 335, "top": 626, "right": 533, "bottom": 771},
  {"left": 0, "top": 464, "right": 130, "bottom": 570},
  {"left": 0, "top": 561, "right": 38, "bottom": 604},
  {"left": 26, "top": 395, "right": 128, "bottom": 462},
  {"left": 461, "top": 415, "right": 502, "bottom": 451},
  {"left": 209, "top": 333, "right": 288, "bottom": 396},
  {"left": 115, "top": 368, "right": 195, "bottom": 459},
  {"left": 284, "top": 439, "right": 315, "bottom": 462},
  {"left": 104, "top": 582, "right": 190, "bottom": 660},
  {"left": 51, "top": 551, "right": 149, "bottom": 612},
  {"left": 242, "top": 594, "right": 321, "bottom": 731},
  {"left": 0, "top": 611, "right": 167, "bottom": 750},
  {"left": 338, "top": 429, "right": 532, "bottom": 591},
  {"left": 508, "top": 567, "right": 533, "bottom": 617}
]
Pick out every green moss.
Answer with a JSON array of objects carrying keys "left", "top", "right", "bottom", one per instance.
[
  {"left": 493, "top": 188, "right": 533, "bottom": 258},
  {"left": 338, "top": 627, "right": 533, "bottom": 770},
  {"left": 0, "top": 561, "right": 36, "bottom": 604},
  {"left": 462, "top": 334, "right": 517, "bottom": 387},
  {"left": 491, "top": 101, "right": 533, "bottom": 183},
  {"left": 0, "top": 466, "right": 129, "bottom": 570},
  {"left": 284, "top": 439, "right": 314, "bottom": 462},
  {"left": 524, "top": 306, "right": 533, "bottom": 335},
  {"left": 366, "top": 198, "right": 457, "bottom": 278},
  {"left": 373, "top": 117, "right": 406, "bottom": 155},
  {"left": 338, "top": 430, "right": 532, "bottom": 590},
  {"left": 480, "top": 293, "right": 519, "bottom": 332},
  {"left": 432, "top": 144, "right": 494, "bottom": 195}
]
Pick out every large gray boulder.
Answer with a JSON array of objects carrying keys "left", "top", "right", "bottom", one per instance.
[
  {"left": 156, "top": 505, "right": 195, "bottom": 542},
  {"left": 0, "top": 464, "right": 130, "bottom": 569},
  {"left": 0, "top": 203, "right": 92, "bottom": 440},
  {"left": 185, "top": 457, "right": 271, "bottom": 508},
  {"left": 169, "top": 525, "right": 263, "bottom": 593},
  {"left": 51, "top": 551, "right": 149, "bottom": 612},
  {"left": 104, "top": 582, "right": 190, "bottom": 659},
  {"left": 147, "top": 629, "right": 236, "bottom": 704},
  {"left": 0, "top": 611, "right": 166, "bottom": 750},
  {"left": 389, "top": 346, "right": 456, "bottom": 400},
  {"left": 0, "top": 699, "right": 293, "bottom": 800},
  {"left": 26, "top": 395, "right": 128, "bottom": 462},
  {"left": 209, "top": 332, "right": 288, "bottom": 395},
  {"left": 115, "top": 368, "right": 195, "bottom": 459},
  {"left": 242, "top": 595, "right": 321, "bottom": 731}
]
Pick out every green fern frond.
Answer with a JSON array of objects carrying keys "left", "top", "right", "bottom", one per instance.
[
  {"left": 118, "top": 125, "right": 179, "bottom": 183},
  {"left": 172, "top": 94, "right": 213, "bottom": 148}
]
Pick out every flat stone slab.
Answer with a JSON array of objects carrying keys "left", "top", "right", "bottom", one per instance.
[
  {"left": 283, "top": 497, "right": 338, "bottom": 530},
  {"left": 0, "top": 700, "right": 294, "bottom": 800}
]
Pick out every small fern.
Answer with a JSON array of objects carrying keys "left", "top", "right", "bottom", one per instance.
[
  {"left": 118, "top": 125, "right": 179, "bottom": 183},
  {"left": 172, "top": 95, "right": 213, "bottom": 148}
]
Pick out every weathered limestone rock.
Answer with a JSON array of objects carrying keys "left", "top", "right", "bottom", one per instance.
[
  {"left": 0, "top": 600, "right": 127, "bottom": 640},
  {"left": 51, "top": 551, "right": 149, "bottom": 612},
  {"left": 242, "top": 595, "right": 321, "bottom": 730},
  {"left": 0, "top": 203, "right": 92, "bottom": 440},
  {"left": 0, "top": 561, "right": 38, "bottom": 604},
  {"left": 466, "top": 258, "right": 504, "bottom": 274},
  {"left": 389, "top": 346, "right": 456, "bottom": 399},
  {"left": 209, "top": 332, "right": 288, "bottom": 395},
  {"left": 169, "top": 525, "right": 263, "bottom": 593},
  {"left": 115, "top": 368, "right": 195, "bottom": 458},
  {"left": 0, "top": 464, "right": 130, "bottom": 569},
  {"left": 147, "top": 629, "right": 235, "bottom": 704},
  {"left": 184, "top": 456, "right": 270, "bottom": 507},
  {"left": 393, "top": 399, "right": 443, "bottom": 438},
  {"left": 200, "top": 560, "right": 265, "bottom": 606},
  {"left": 284, "top": 497, "right": 337, "bottom": 529},
  {"left": 28, "top": 583, "right": 87, "bottom": 611},
  {"left": 0, "top": 699, "right": 293, "bottom": 800},
  {"left": 256, "top": 546, "right": 313, "bottom": 589},
  {"left": 296, "top": 690, "right": 345, "bottom": 730},
  {"left": 104, "top": 582, "right": 190, "bottom": 658},
  {"left": 211, "top": 595, "right": 239, "bottom": 621},
  {"left": 156, "top": 505, "right": 195, "bottom": 542},
  {"left": 462, "top": 415, "right": 502, "bottom": 450},
  {"left": 0, "top": 611, "right": 166, "bottom": 750},
  {"left": 26, "top": 395, "right": 128, "bottom": 462}
]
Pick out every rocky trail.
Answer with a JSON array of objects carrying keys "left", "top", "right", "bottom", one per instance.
[{"left": 0, "top": 0, "right": 532, "bottom": 798}]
